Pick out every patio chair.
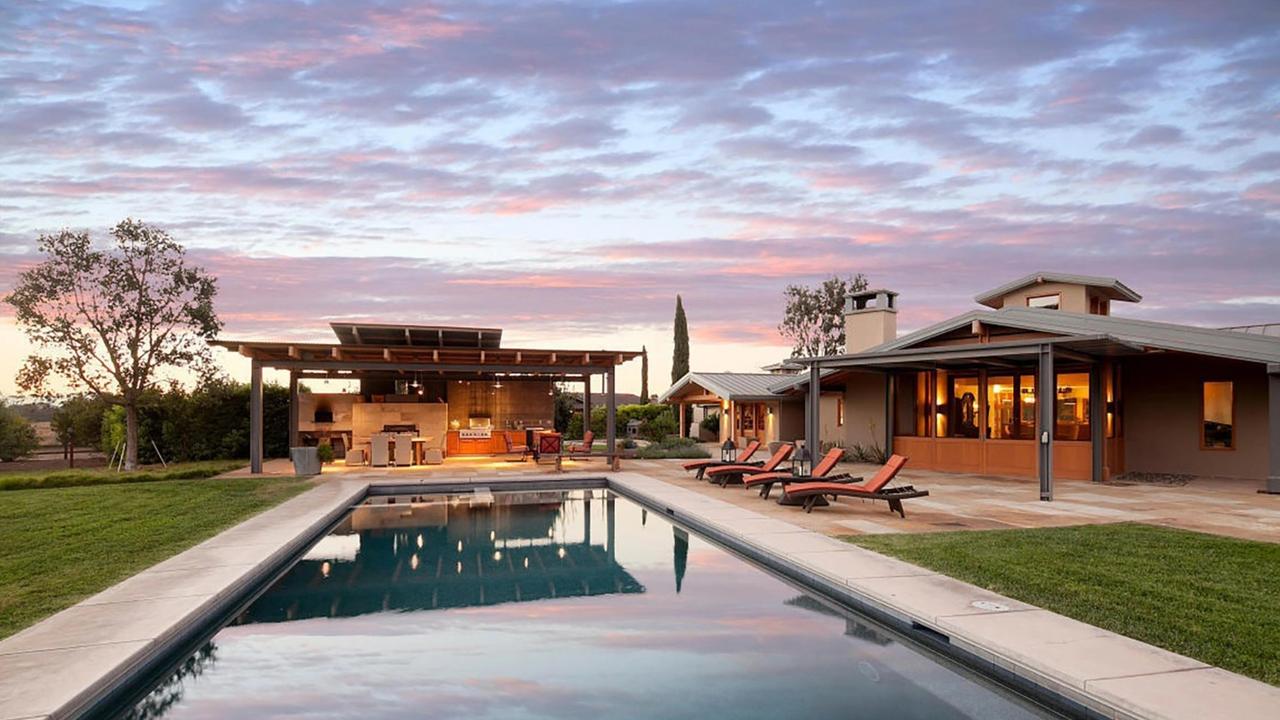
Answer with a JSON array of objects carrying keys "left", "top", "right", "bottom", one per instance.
[
  {"left": 705, "top": 443, "right": 793, "bottom": 487},
  {"left": 780, "top": 454, "right": 928, "bottom": 517},
  {"left": 743, "top": 447, "right": 850, "bottom": 500},
  {"left": 565, "top": 430, "right": 594, "bottom": 456},
  {"left": 504, "top": 433, "right": 530, "bottom": 461},
  {"left": 370, "top": 434, "right": 390, "bottom": 467},
  {"left": 682, "top": 439, "right": 762, "bottom": 479}
]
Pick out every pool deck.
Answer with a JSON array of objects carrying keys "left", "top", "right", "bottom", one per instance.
[{"left": 1, "top": 467, "right": 1277, "bottom": 719}]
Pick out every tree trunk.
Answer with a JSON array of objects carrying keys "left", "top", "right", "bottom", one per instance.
[{"left": 124, "top": 403, "right": 139, "bottom": 470}]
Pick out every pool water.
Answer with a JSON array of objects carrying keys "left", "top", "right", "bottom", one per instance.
[{"left": 118, "top": 490, "right": 1057, "bottom": 719}]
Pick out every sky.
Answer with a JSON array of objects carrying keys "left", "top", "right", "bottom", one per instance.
[{"left": 1, "top": 0, "right": 1278, "bottom": 395}]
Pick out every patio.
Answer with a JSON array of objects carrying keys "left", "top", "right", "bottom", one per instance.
[{"left": 223, "top": 451, "right": 1280, "bottom": 543}]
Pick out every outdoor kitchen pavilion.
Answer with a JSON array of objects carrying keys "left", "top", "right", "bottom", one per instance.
[{"left": 211, "top": 322, "right": 643, "bottom": 473}]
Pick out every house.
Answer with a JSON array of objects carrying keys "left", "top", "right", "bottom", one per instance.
[
  {"left": 659, "top": 370, "right": 843, "bottom": 447},
  {"left": 662, "top": 272, "right": 1280, "bottom": 497}
]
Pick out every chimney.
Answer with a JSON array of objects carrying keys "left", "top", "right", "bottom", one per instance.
[{"left": 844, "top": 289, "right": 898, "bottom": 354}]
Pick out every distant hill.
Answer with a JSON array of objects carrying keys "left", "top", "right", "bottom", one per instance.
[{"left": 5, "top": 401, "right": 57, "bottom": 423}]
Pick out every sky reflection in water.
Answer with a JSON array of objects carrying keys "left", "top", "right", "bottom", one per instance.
[{"left": 123, "top": 491, "right": 1054, "bottom": 720}]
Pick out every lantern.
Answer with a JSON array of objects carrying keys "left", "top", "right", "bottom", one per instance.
[
  {"left": 791, "top": 445, "right": 812, "bottom": 477},
  {"left": 720, "top": 439, "right": 737, "bottom": 462}
]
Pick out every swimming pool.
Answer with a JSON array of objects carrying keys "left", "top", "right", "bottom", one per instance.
[{"left": 114, "top": 490, "right": 1058, "bottom": 719}]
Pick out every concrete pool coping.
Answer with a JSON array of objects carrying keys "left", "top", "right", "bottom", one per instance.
[{"left": 0, "top": 472, "right": 1275, "bottom": 720}]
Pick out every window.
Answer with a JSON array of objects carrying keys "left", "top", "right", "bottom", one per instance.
[
  {"left": 948, "top": 375, "right": 980, "bottom": 438},
  {"left": 1202, "top": 381, "right": 1233, "bottom": 449},
  {"left": 1054, "top": 372, "right": 1090, "bottom": 441},
  {"left": 987, "top": 374, "right": 1036, "bottom": 440},
  {"left": 893, "top": 372, "right": 929, "bottom": 437},
  {"left": 1027, "top": 294, "right": 1060, "bottom": 310},
  {"left": 836, "top": 397, "right": 845, "bottom": 427}
]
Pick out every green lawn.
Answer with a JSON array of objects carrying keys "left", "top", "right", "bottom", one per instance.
[
  {"left": 0, "top": 476, "right": 310, "bottom": 639},
  {"left": 0, "top": 460, "right": 246, "bottom": 491},
  {"left": 847, "top": 523, "right": 1280, "bottom": 685}
]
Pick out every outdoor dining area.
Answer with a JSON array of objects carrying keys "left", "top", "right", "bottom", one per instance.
[{"left": 212, "top": 321, "right": 642, "bottom": 473}]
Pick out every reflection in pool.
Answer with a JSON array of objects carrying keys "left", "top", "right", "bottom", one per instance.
[{"left": 119, "top": 491, "right": 1056, "bottom": 719}]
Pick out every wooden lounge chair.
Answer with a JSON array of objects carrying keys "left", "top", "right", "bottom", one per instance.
[
  {"left": 780, "top": 454, "right": 927, "bottom": 517},
  {"left": 503, "top": 433, "right": 530, "bottom": 462},
  {"left": 681, "top": 440, "right": 762, "bottom": 479},
  {"left": 743, "top": 447, "right": 850, "bottom": 500},
  {"left": 705, "top": 443, "right": 793, "bottom": 487},
  {"left": 565, "top": 430, "right": 594, "bottom": 455}
]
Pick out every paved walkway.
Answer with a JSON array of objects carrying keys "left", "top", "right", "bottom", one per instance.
[{"left": 237, "top": 454, "right": 1280, "bottom": 543}]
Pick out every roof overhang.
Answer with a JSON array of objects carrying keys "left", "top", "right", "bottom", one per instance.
[
  {"left": 974, "top": 272, "right": 1142, "bottom": 309},
  {"left": 211, "top": 339, "right": 641, "bottom": 376}
]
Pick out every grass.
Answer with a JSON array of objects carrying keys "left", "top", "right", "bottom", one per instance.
[
  {"left": 0, "top": 459, "right": 246, "bottom": 491},
  {"left": 0, "top": 476, "right": 310, "bottom": 639},
  {"left": 846, "top": 523, "right": 1280, "bottom": 685}
]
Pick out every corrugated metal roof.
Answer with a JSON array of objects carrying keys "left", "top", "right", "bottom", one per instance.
[
  {"left": 876, "top": 308, "right": 1280, "bottom": 365},
  {"left": 658, "top": 372, "right": 792, "bottom": 403},
  {"left": 974, "top": 272, "right": 1142, "bottom": 308}
]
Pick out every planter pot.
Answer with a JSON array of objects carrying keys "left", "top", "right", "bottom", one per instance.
[{"left": 290, "top": 446, "right": 321, "bottom": 476}]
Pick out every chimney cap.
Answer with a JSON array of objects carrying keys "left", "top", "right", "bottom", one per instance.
[{"left": 846, "top": 288, "right": 898, "bottom": 313}]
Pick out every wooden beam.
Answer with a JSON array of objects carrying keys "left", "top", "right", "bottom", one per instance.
[
  {"left": 550, "top": 352, "right": 558, "bottom": 363},
  {"left": 516, "top": 351, "right": 522, "bottom": 363},
  {"left": 237, "top": 344, "right": 255, "bottom": 359},
  {"left": 331, "top": 347, "right": 343, "bottom": 360},
  {"left": 404, "top": 328, "right": 412, "bottom": 345},
  {"left": 432, "top": 349, "right": 439, "bottom": 362},
  {"left": 383, "top": 348, "right": 393, "bottom": 361},
  {"left": 287, "top": 345, "right": 302, "bottom": 360}
]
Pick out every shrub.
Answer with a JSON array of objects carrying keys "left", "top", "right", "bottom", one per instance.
[
  {"left": 0, "top": 403, "right": 39, "bottom": 462},
  {"left": 316, "top": 443, "right": 335, "bottom": 463},
  {"left": 636, "top": 436, "right": 709, "bottom": 459},
  {"left": 699, "top": 412, "right": 719, "bottom": 435}
]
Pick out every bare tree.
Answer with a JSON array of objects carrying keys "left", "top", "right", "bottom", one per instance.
[
  {"left": 6, "top": 219, "right": 221, "bottom": 469},
  {"left": 778, "top": 274, "right": 868, "bottom": 357}
]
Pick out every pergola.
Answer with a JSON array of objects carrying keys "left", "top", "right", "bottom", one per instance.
[{"left": 211, "top": 323, "right": 643, "bottom": 473}]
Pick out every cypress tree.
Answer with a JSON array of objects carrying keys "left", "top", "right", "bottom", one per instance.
[
  {"left": 641, "top": 345, "right": 650, "bottom": 402},
  {"left": 672, "top": 295, "right": 689, "bottom": 383}
]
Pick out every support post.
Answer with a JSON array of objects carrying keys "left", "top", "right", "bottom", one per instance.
[
  {"left": 250, "top": 359, "right": 264, "bottom": 474},
  {"left": 884, "top": 373, "right": 894, "bottom": 457},
  {"left": 806, "top": 363, "right": 821, "bottom": 453},
  {"left": 678, "top": 403, "right": 687, "bottom": 439},
  {"left": 583, "top": 375, "right": 592, "bottom": 435},
  {"left": 288, "top": 370, "right": 299, "bottom": 450},
  {"left": 1265, "top": 367, "right": 1280, "bottom": 494},
  {"left": 606, "top": 496, "right": 616, "bottom": 564},
  {"left": 1089, "top": 363, "right": 1104, "bottom": 483},
  {"left": 1037, "top": 345, "right": 1054, "bottom": 501},
  {"left": 606, "top": 367, "right": 617, "bottom": 456}
]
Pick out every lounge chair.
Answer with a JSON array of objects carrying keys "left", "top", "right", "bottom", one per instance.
[
  {"left": 565, "top": 430, "right": 594, "bottom": 456},
  {"left": 705, "top": 443, "right": 793, "bottom": 487},
  {"left": 503, "top": 433, "right": 530, "bottom": 461},
  {"left": 743, "top": 447, "right": 850, "bottom": 500},
  {"left": 681, "top": 440, "right": 762, "bottom": 479},
  {"left": 780, "top": 454, "right": 927, "bottom": 516}
]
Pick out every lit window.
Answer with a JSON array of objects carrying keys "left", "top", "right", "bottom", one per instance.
[
  {"left": 988, "top": 375, "right": 1037, "bottom": 440},
  {"left": 1027, "top": 294, "right": 1060, "bottom": 310},
  {"left": 948, "top": 375, "right": 980, "bottom": 438},
  {"left": 1202, "top": 381, "right": 1233, "bottom": 449},
  {"left": 1054, "top": 373, "right": 1090, "bottom": 441}
]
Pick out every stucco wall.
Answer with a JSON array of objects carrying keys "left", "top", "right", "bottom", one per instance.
[
  {"left": 1122, "top": 353, "right": 1269, "bottom": 480},
  {"left": 997, "top": 282, "right": 1090, "bottom": 312},
  {"left": 841, "top": 372, "right": 888, "bottom": 449}
]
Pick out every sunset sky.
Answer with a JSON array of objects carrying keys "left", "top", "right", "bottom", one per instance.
[{"left": 1, "top": 0, "right": 1278, "bottom": 395}]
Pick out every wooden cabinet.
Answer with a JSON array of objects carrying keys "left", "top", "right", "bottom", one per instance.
[{"left": 445, "top": 430, "right": 524, "bottom": 456}]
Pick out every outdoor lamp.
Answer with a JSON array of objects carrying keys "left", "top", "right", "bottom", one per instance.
[
  {"left": 791, "top": 446, "right": 812, "bottom": 477},
  {"left": 721, "top": 439, "right": 736, "bottom": 462}
]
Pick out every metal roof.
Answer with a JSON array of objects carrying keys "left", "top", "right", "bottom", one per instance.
[
  {"left": 658, "top": 372, "right": 796, "bottom": 403},
  {"left": 834, "top": 307, "right": 1280, "bottom": 366},
  {"left": 330, "top": 322, "right": 502, "bottom": 348},
  {"left": 974, "top": 272, "right": 1142, "bottom": 308},
  {"left": 210, "top": 339, "right": 642, "bottom": 374}
]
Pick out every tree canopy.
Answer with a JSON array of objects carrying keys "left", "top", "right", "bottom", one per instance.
[
  {"left": 778, "top": 274, "right": 868, "bottom": 357},
  {"left": 5, "top": 219, "right": 221, "bottom": 469}
]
